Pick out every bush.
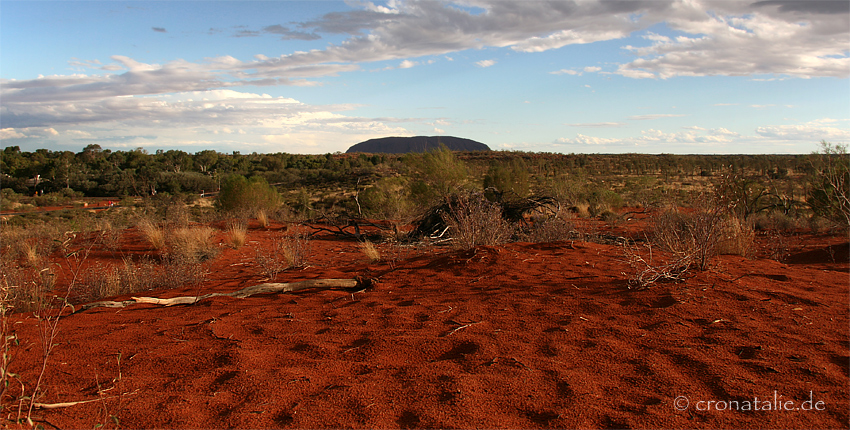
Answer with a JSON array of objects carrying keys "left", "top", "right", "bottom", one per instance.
[
  {"left": 651, "top": 207, "right": 725, "bottom": 271},
  {"left": 517, "top": 213, "right": 575, "bottom": 243},
  {"left": 808, "top": 141, "right": 849, "bottom": 228},
  {"left": 406, "top": 145, "right": 469, "bottom": 208},
  {"left": 359, "top": 177, "right": 415, "bottom": 220},
  {"left": 216, "top": 175, "right": 281, "bottom": 215},
  {"left": 254, "top": 231, "right": 311, "bottom": 281},
  {"left": 137, "top": 218, "right": 166, "bottom": 250},
  {"left": 716, "top": 217, "right": 755, "bottom": 257},
  {"left": 441, "top": 192, "right": 514, "bottom": 250},
  {"left": 483, "top": 158, "right": 530, "bottom": 199}
]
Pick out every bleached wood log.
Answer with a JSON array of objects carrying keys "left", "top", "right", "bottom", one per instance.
[{"left": 77, "top": 278, "right": 370, "bottom": 312}]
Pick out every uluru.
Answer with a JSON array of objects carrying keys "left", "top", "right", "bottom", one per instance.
[{"left": 346, "top": 136, "right": 490, "bottom": 153}]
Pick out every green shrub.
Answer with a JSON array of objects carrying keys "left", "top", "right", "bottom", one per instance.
[
  {"left": 483, "top": 158, "right": 530, "bottom": 200},
  {"left": 406, "top": 145, "right": 469, "bottom": 208},
  {"left": 359, "top": 177, "right": 414, "bottom": 219},
  {"left": 216, "top": 175, "right": 281, "bottom": 215}
]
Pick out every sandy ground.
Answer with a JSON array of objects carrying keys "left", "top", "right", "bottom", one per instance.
[{"left": 4, "top": 215, "right": 848, "bottom": 429}]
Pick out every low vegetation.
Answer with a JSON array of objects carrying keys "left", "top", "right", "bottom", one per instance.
[{"left": 0, "top": 142, "right": 846, "bottom": 308}]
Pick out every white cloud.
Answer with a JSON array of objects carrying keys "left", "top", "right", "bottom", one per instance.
[
  {"left": 0, "top": 128, "right": 26, "bottom": 139},
  {"left": 399, "top": 59, "right": 418, "bottom": 68},
  {"left": 476, "top": 59, "right": 496, "bottom": 68},
  {"left": 550, "top": 69, "right": 580, "bottom": 75},
  {"left": 512, "top": 29, "right": 627, "bottom": 53},
  {"left": 556, "top": 134, "right": 621, "bottom": 146},
  {"left": 567, "top": 122, "right": 625, "bottom": 128},
  {"left": 553, "top": 118, "right": 849, "bottom": 153},
  {"left": 616, "top": 2, "right": 850, "bottom": 79},
  {"left": 65, "top": 130, "right": 93, "bottom": 138},
  {"left": 583, "top": 66, "right": 601, "bottom": 73},
  {"left": 628, "top": 114, "right": 688, "bottom": 120},
  {"left": 755, "top": 120, "right": 850, "bottom": 141}
]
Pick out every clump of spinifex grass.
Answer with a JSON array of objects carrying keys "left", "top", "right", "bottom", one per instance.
[
  {"left": 168, "top": 226, "right": 218, "bottom": 262},
  {"left": 137, "top": 218, "right": 166, "bottom": 250},
  {"left": 225, "top": 220, "right": 248, "bottom": 249},
  {"left": 256, "top": 209, "right": 270, "bottom": 228},
  {"left": 360, "top": 240, "right": 381, "bottom": 262}
]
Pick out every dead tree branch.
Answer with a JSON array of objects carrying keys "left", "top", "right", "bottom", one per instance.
[{"left": 78, "top": 278, "right": 371, "bottom": 312}]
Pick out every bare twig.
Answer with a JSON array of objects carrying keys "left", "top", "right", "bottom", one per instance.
[{"left": 444, "top": 320, "right": 482, "bottom": 336}]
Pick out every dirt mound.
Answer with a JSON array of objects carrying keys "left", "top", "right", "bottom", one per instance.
[{"left": 785, "top": 241, "right": 849, "bottom": 266}]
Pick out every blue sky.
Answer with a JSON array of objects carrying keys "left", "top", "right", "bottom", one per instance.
[{"left": 1, "top": 0, "right": 848, "bottom": 155}]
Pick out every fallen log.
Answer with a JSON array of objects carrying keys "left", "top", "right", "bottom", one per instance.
[{"left": 78, "top": 278, "right": 371, "bottom": 312}]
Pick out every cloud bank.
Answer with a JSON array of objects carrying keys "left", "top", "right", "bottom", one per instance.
[{"left": 2, "top": 0, "right": 847, "bottom": 152}]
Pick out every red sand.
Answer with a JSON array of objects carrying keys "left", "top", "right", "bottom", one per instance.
[{"left": 4, "top": 219, "right": 849, "bottom": 429}]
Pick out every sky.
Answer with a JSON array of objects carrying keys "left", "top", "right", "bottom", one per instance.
[{"left": 1, "top": 0, "right": 849, "bottom": 155}]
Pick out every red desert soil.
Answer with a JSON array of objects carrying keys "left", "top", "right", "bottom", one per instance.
[{"left": 5, "top": 219, "right": 849, "bottom": 429}]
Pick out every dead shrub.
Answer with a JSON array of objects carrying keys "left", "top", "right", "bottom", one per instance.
[
  {"left": 255, "top": 232, "right": 311, "bottom": 281},
  {"left": 2, "top": 226, "right": 62, "bottom": 268},
  {"left": 280, "top": 232, "right": 311, "bottom": 268},
  {"left": 83, "top": 263, "right": 123, "bottom": 300},
  {"left": 94, "top": 219, "right": 123, "bottom": 252},
  {"left": 651, "top": 207, "right": 725, "bottom": 271},
  {"left": 517, "top": 213, "right": 576, "bottom": 243},
  {"left": 161, "top": 252, "right": 209, "bottom": 288},
  {"left": 622, "top": 241, "right": 693, "bottom": 289},
  {"left": 441, "top": 192, "right": 514, "bottom": 250},
  {"left": 0, "top": 259, "right": 53, "bottom": 313},
  {"left": 165, "top": 202, "right": 191, "bottom": 228},
  {"left": 751, "top": 211, "right": 801, "bottom": 232},
  {"left": 80, "top": 256, "right": 166, "bottom": 301}
]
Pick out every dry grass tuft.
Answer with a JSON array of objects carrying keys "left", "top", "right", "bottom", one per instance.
[
  {"left": 256, "top": 209, "right": 270, "bottom": 228},
  {"left": 651, "top": 207, "right": 724, "bottom": 271},
  {"left": 169, "top": 227, "right": 218, "bottom": 262},
  {"left": 360, "top": 240, "right": 381, "bottom": 262},
  {"left": 225, "top": 220, "right": 248, "bottom": 249},
  {"left": 621, "top": 240, "right": 693, "bottom": 289},
  {"left": 138, "top": 218, "right": 166, "bottom": 250},
  {"left": 717, "top": 217, "right": 755, "bottom": 257}
]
